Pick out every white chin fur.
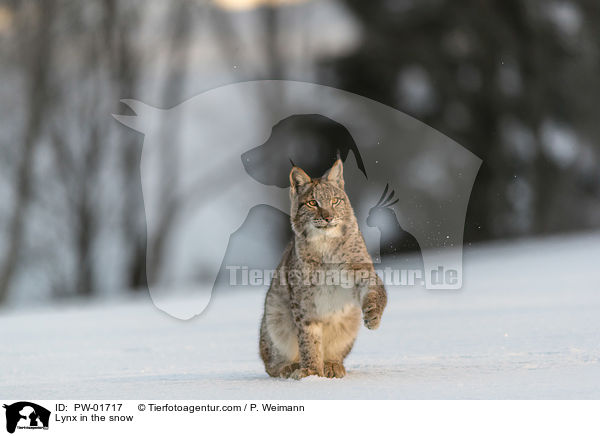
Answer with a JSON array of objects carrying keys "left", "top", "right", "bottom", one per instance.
[{"left": 309, "top": 223, "right": 340, "bottom": 235}]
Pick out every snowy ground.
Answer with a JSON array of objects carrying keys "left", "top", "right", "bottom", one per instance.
[{"left": 2, "top": 232, "right": 599, "bottom": 399}]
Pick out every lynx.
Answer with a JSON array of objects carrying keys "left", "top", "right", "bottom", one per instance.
[{"left": 259, "top": 159, "right": 387, "bottom": 379}]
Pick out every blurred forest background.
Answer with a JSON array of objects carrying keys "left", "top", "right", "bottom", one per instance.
[{"left": 0, "top": 0, "right": 599, "bottom": 306}]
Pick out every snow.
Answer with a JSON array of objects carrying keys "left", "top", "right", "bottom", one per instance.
[{"left": 2, "top": 232, "right": 599, "bottom": 399}]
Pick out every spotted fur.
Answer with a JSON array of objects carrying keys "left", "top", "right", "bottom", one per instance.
[{"left": 259, "top": 159, "right": 387, "bottom": 379}]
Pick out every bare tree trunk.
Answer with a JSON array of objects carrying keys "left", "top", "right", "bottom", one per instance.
[
  {"left": 74, "top": 124, "right": 102, "bottom": 297},
  {"left": 0, "top": 2, "right": 55, "bottom": 304},
  {"left": 146, "top": 2, "right": 192, "bottom": 284},
  {"left": 101, "top": 0, "right": 146, "bottom": 291},
  {"left": 264, "top": 5, "right": 281, "bottom": 79}
]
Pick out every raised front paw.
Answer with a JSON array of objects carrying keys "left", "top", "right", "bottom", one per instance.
[
  {"left": 362, "top": 292, "right": 384, "bottom": 330},
  {"left": 324, "top": 361, "right": 346, "bottom": 378},
  {"left": 290, "top": 367, "right": 322, "bottom": 380}
]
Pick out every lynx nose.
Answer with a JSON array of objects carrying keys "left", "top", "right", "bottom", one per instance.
[{"left": 323, "top": 215, "right": 333, "bottom": 222}]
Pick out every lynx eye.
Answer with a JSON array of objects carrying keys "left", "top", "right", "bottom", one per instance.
[
  {"left": 332, "top": 197, "right": 341, "bottom": 205},
  {"left": 306, "top": 200, "right": 318, "bottom": 207}
]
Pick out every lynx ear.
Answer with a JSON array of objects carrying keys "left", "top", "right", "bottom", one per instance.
[
  {"left": 289, "top": 166, "right": 311, "bottom": 192},
  {"left": 325, "top": 159, "right": 344, "bottom": 189}
]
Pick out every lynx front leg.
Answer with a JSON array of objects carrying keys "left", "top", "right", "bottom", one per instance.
[
  {"left": 360, "top": 271, "right": 387, "bottom": 330},
  {"left": 349, "top": 263, "right": 387, "bottom": 329},
  {"left": 290, "top": 321, "right": 324, "bottom": 380}
]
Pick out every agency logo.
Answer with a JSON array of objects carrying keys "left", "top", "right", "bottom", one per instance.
[
  {"left": 3, "top": 402, "right": 50, "bottom": 434},
  {"left": 114, "top": 80, "right": 481, "bottom": 320}
]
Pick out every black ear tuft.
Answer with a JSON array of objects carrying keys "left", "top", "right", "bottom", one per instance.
[
  {"left": 325, "top": 159, "right": 344, "bottom": 188},
  {"left": 289, "top": 166, "right": 311, "bottom": 191}
]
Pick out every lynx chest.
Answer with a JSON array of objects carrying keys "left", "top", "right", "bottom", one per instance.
[{"left": 312, "top": 282, "right": 358, "bottom": 320}]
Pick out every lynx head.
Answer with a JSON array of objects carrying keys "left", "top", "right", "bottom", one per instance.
[{"left": 289, "top": 159, "right": 354, "bottom": 237}]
